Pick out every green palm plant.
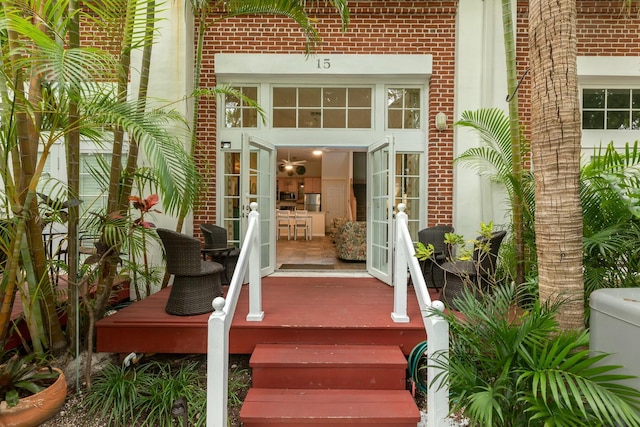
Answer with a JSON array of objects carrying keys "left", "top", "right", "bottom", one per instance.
[
  {"left": 0, "top": 0, "right": 199, "bottom": 366},
  {"left": 429, "top": 283, "right": 640, "bottom": 427},
  {"left": 581, "top": 141, "right": 640, "bottom": 318},
  {"left": 455, "top": 108, "right": 537, "bottom": 281}
]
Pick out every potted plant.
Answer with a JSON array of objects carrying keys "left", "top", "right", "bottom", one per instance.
[{"left": 0, "top": 351, "right": 67, "bottom": 426}]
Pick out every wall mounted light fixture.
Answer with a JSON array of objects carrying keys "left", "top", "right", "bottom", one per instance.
[
  {"left": 221, "top": 141, "right": 231, "bottom": 149},
  {"left": 435, "top": 112, "right": 448, "bottom": 131}
]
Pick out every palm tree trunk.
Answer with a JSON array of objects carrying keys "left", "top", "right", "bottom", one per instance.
[
  {"left": 529, "top": 0, "right": 584, "bottom": 329},
  {"left": 66, "top": 0, "right": 81, "bottom": 354}
]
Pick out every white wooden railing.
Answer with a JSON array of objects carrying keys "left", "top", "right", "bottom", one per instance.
[
  {"left": 207, "top": 202, "right": 263, "bottom": 427},
  {"left": 393, "top": 203, "right": 450, "bottom": 427},
  {"left": 206, "top": 202, "right": 449, "bottom": 427}
]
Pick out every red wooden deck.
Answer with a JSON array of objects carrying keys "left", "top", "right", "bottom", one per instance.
[
  {"left": 96, "top": 276, "right": 439, "bottom": 356},
  {"left": 5, "top": 279, "right": 130, "bottom": 351}
]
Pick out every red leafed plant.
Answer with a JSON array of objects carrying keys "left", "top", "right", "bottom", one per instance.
[{"left": 129, "top": 194, "right": 160, "bottom": 228}]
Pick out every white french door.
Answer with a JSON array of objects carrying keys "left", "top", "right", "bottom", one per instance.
[
  {"left": 219, "top": 135, "right": 275, "bottom": 276},
  {"left": 367, "top": 136, "right": 395, "bottom": 285},
  {"left": 242, "top": 134, "right": 276, "bottom": 276}
]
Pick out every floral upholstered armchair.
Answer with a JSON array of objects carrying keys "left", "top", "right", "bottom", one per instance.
[
  {"left": 329, "top": 217, "right": 350, "bottom": 243},
  {"left": 334, "top": 221, "right": 366, "bottom": 261}
]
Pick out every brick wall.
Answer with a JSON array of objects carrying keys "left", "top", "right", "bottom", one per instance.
[
  {"left": 196, "top": 1, "right": 458, "bottom": 226},
  {"left": 195, "top": 0, "right": 639, "bottom": 228}
]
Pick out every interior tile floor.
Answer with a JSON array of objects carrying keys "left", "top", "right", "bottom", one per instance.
[{"left": 276, "top": 235, "right": 366, "bottom": 271}]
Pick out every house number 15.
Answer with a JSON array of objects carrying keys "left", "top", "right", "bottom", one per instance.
[{"left": 317, "top": 58, "right": 331, "bottom": 69}]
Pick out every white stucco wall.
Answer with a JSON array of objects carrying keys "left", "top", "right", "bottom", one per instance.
[
  {"left": 453, "top": 0, "right": 512, "bottom": 241},
  {"left": 131, "top": 1, "right": 194, "bottom": 236}
]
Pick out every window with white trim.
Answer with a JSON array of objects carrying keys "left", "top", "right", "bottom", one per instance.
[
  {"left": 582, "top": 88, "right": 640, "bottom": 130},
  {"left": 387, "top": 88, "right": 421, "bottom": 129},
  {"left": 225, "top": 86, "right": 258, "bottom": 128}
]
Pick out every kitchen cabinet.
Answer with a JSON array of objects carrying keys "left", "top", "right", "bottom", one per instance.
[
  {"left": 278, "top": 178, "right": 299, "bottom": 193},
  {"left": 304, "top": 177, "right": 322, "bottom": 193}
]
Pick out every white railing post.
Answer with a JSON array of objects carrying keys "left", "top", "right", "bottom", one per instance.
[
  {"left": 392, "top": 203, "right": 450, "bottom": 426},
  {"left": 246, "top": 202, "right": 264, "bottom": 321},
  {"left": 207, "top": 202, "right": 265, "bottom": 426},
  {"left": 425, "top": 302, "right": 450, "bottom": 427},
  {"left": 392, "top": 204, "right": 409, "bottom": 322},
  {"left": 206, "top": 297, "right": 229, "bottom": 427}
]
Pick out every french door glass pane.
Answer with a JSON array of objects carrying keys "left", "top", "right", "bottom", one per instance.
[{"left": 223, "top": 152, "right": 241, "bottom": 244}]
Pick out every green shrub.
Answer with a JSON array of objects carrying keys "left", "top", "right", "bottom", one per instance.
[
  {"left": 84, "top": 362, "right": 153, "bottom": 426},
  {"left": 137, "top": 361, "right": 206, "bottom": 427},
  {"left": 85, "top": 357, "right": 248, "bottom": 426},
  {"left": 428, "top": 284, "right": 640, "bottom": 426}
]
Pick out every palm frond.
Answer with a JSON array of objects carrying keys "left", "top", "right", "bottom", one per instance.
[
  {"left": 83, "top": 0, "right": 167, "bottom": 51},
  {"left": 79, "top": 94, "right": 198, "bottom": 216}
]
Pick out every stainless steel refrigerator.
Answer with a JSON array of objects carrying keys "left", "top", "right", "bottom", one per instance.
[{"left": 304, "top": 193, "right": 321, "bottom": 212}]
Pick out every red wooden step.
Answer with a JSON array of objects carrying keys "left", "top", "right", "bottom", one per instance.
[
  {"left": 239, "top": 388, "right": 421, "bottom": 427},
  {"left": 251, "top": 343, "right": 408, "bottom": 390}
]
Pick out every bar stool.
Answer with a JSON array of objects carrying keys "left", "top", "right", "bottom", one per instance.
[
  {"left": 277, "top": 210, "right": 291, "bottom": 240},
  {"left": 293, "top": 210, "right": 311, "bottom": 240}
]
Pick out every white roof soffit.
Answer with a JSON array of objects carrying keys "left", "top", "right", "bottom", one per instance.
[{"left": 214, "top": 54, "right": 433, "bottom": 80}]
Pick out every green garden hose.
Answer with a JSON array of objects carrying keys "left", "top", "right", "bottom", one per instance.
[{"left": 407, "top": 340, "right": 429, "bottom": 394}]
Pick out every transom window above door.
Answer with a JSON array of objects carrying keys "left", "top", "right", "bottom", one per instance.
[
  {"left": 225, "top": 86, "right": 259, "bottom": 128},
  {"left": 272, "top": 87, "right": 372, "bottom": 129},
  {"left": 582, "top": 88, "right": 640, "bottom": 130},
  {"left": 387, "top": 88, "right": 421, "bottom": 129}
]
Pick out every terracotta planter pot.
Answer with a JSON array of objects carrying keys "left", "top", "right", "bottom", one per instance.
[{"left": 0, "top": 368, "right": 67, "bottom": 427}]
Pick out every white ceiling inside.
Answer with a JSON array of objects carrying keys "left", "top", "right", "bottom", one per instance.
[{"left": 276, "top": 147, "right": 359, "bottom": 164}]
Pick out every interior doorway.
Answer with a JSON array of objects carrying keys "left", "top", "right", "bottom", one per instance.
[{"left": 275, "top": 147, "right": 367, "bottom": 271}]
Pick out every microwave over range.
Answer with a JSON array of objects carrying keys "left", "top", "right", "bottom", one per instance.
[{"left": 279, "top": 192, "right": 297, "bottom": 201}]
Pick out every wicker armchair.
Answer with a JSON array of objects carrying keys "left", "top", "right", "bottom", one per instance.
[
  {"left": 156, "top": 228, "right": 224, "bottom": 316},
  {"left": 199, "top": 224, "right": 240, "bottom": 285},
  {"left": 439, "top": 230, "right": 507, "bottom": 310},
  {"left": 417, "top": 225, "right": 454, "bottom": 290}
]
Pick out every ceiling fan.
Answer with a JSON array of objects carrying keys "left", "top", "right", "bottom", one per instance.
[{"left": 279, "top": 150, "right": 306, "bottom": 172}]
